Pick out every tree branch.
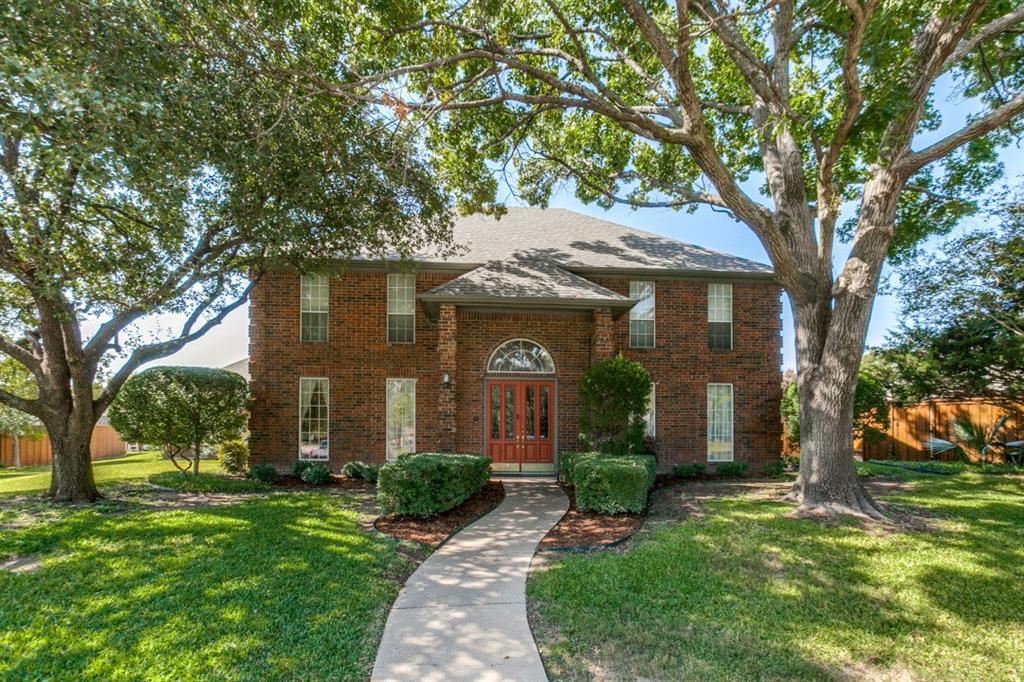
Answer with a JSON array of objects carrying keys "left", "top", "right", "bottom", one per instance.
[{"left": 944, "top": 4, "right": 1024, "bottom": 69}]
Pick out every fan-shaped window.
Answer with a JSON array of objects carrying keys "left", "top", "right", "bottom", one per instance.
[{"left": 487, "top": 339, "right": 555, "bottom": 374}]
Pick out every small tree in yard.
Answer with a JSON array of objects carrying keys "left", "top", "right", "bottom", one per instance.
[
  {"left": 108, "top": 367, "right": 248, "bottom": 476},
  {"left": 579, "top": 354, "right": 653, "bottom": 455},
  {"left": 0, "top": 1, "right": 450, "bottom": 500},
  {"left": 0, "top": 357, "right": 44, "bottom": 467}
]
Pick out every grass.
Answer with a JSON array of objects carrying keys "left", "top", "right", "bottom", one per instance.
[
  {"left": 528, "top": 470, "right": 1024, "bottom": 681},
  {"left": 149, "top": 471, "right": 270, "bottom": 494},
  {"left": 0, "top": 492, "right": 410, "bottom": 681},
  {"left": 0, "top": 450, "right": 219, "bottom": 496},
  {"left": 860, "top": 458, "right": 1024, "bottom": 477}
]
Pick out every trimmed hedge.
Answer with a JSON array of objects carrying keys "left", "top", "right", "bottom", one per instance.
[
  {"left": 377, "top": 453, "right": 491, "bottom": 518},
  {"left": 560, "top": 452, "right": 656, "bottom": 488},
  {"left": 574, "top": 457, "right": 649, "bottom": 514}
]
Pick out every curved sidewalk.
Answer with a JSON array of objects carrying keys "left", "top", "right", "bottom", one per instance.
[{"left": 371, "top": 478, "right": 568, "bottom": 682}]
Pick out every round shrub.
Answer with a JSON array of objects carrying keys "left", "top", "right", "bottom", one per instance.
[
  {"left": 301, "top": 463, "right": 333, "bottom": 485},
  {"left": 342, "top": 460, "right": 378, "bottom": 482},
  {"left": 673, "top": 462, "right": 706, "bottom": 478},
  {"left": 715, "top": 461, "right": 748, "bottom": 477},
  {"left": 579, "top": 354, "right": 652, "bottom": 455},
  {"left": 574, "top": 457, "right": 649, "bottom": 514},
  {"left": 218, "top": 439, "right": 249, "bottom": 475},
  {"left": 292, "top": 459, "right": 313, "bottom": 478},
  {"left": 250, "top": 464, "right": 278, "bottom": 484}
]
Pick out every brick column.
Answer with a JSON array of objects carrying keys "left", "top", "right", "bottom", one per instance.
[
  {"left": 591, "top": 307, "right": 614, "bottom": 362},
  {"left": 437, "top": 304, "right": 458, "bottom": 451}
]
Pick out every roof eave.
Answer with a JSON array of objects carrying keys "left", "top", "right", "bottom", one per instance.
[{"left": 418, "top": 294, "right": 636, "bottom": 321}]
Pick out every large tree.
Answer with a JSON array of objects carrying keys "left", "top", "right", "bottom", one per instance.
[
  {"left": 0, "top": 1, "right": 451, "bottom": 501},
  {"left": 232, "top": 0, "right": 1024, "bottom": 517}
]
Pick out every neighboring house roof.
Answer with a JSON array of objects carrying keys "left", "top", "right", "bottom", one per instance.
[
  {"left": 406, "top": 208, "right": 773, "bottom": 279},
  {"left": 222, "top": 357, "right": 250, "bottom": 381},
  {"left": 419, "top": 258, "right": 636, "bottom": 319}
]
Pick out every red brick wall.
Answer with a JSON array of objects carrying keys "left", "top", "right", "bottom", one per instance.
[{"left": 249, "top": 270, "right": 782, "bottom": 471}]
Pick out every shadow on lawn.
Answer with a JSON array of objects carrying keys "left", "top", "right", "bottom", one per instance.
[
  {"left": 529, "top": 474, "right": 1024, "bottom": 681},
  {"left": 0, "top": 493, "right": 409, "bottom": 681}
]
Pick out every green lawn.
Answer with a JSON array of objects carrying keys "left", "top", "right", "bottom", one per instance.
[
  {"left": 529, "top": 472, "right": 1024, "bottom": 681},
  {"left": 0, "top": 492, "right": 410, "bottom": 681},
  {"left": 0, "top": 451, "right": 221, "bottom": 496}
]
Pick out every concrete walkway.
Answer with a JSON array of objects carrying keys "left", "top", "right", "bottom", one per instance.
[{"left": 372, "top": 478, "right": 569, "bottom": 682}]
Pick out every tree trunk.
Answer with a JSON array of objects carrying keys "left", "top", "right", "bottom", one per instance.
[
  {"left": 46, "top": 406, "right": 100, "bottom": 503},
  {"left": 192, "top": 441, "right": 201, "bottom": 476},
  {"left": 11, "top": 436, "right": 20, "bottom": 468}
]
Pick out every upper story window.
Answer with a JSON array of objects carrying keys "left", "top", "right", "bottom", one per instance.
[
  {"left": 387, "top": 273, "right": 415, "bottom": 343},
  {"left": 708, "top": 283, "right": 733, "bottom": 351},
  {"left": 629, "top": 281, "right": 655, "bottom": 348},
  {"left": 300, "top": 274, "right": 328, "bottom": 342}
]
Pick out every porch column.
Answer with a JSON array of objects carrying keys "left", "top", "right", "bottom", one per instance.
[
  {"left": 592, "top": 307, "right": 614, "bottom": 362},
  {"left": 437, "top": 304, "right": 458, "bottom": 452}
]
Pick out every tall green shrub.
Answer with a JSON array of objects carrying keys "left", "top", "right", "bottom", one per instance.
[{"left": 579, "top": 354, "right": 653, "bottom": 455}]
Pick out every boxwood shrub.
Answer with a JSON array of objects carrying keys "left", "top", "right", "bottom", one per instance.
[
  {"left": 341, "top": 460, "right": 378, "bottom": 482},
  {"left": 574, "top": 457, "right": 649, "bottom": 514},
  {"left": 377, "top": 453, "right": 491, "bottom": 518},
  {"left": 249, "top": 463, "right": 278, "bottom": 484},
  {"left": 301, "top": 463, "right": 333, "bottom": 485},
  {"left": 715, "top": 461, "right": 749, "bottom": 477},
  {"left": 673, "top": 462, "right": 706, "bottom": 478},
  {"left": 560, "top": 452, "right": 656, "bottom": 488}
]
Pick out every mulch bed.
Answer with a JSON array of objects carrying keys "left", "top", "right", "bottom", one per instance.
[
  {"left": 270, "top": 475, "right": 375, "bottom": 492},
  {"left": 539, "top": 485, "right": 645, "bottom": 550},
  {"left": 374, "top": 480, "right": 506, "bottom": 548}
]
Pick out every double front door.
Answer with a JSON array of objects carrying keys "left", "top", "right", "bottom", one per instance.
[{"left": 486, "top": 380, "right": 555, "bottom": 469}]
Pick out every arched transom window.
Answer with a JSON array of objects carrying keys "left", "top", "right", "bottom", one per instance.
[{"left": 487, "top": 339, "right": 555, "bottom": 374}]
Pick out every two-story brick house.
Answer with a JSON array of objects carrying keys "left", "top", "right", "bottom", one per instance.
[{"left": 248, "top": 208, "right": 782, "bottom": 474}]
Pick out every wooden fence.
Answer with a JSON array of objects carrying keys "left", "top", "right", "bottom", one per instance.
[
  {"left": 0, "top": 424, "right": 127, "bottom": 468},
  {"left": 856, "top": 399, "right": 1024, "bottom": 461}
]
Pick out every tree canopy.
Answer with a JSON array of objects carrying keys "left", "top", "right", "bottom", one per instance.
[{"left": 108, "top": 366, "right": 249, "bottom": 475}]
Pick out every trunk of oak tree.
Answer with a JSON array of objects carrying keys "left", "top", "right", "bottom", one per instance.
[
  {"left": 44, "top": 392, "right": 101, "bottom": 503},
  {"left": 11, "top": 436, "right": 20, "bottom": 468}
]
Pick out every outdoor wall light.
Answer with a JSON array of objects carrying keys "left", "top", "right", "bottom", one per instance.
[{"left": 441, "top": 372, "right": 453, "bottom": 388}]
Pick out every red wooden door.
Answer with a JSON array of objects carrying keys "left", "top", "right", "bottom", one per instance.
[{"left": 486, "top": 380, "right": 554, "bottom": 469}]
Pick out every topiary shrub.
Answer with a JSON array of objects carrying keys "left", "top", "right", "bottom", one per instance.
[
  {"left": 579, "top": 354, "right": 653, "bottom": 455},
  {"left": 574, "top": 457, "right": 649, "bottom": 514},
  {"left": 292, "top": 459, "right": 313, "bottom": 478},
  {"left": 715, "top": 461, "right": 748, "bottom": 477},
  {"left": 342, "top": 460, "right": 379, "bottom": 482},
  {"left": 250, "top": 464, "right": 278, "bottom": 484},
  {"left": 377, "top": 453, "right": 491, "bottom": 517},
  {"left": 218, "top": 439, "right": 249, "bottom": 475},
  {"left": 560, "top": 452, "right": 655, "bottom": 488},
  {"left": 300, "top": 463, "right": 333, "bottom": 485},
  {"left": 673, "top": 462, "right": 706, "bottom": 478}
]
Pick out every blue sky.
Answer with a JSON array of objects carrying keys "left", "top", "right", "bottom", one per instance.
[{"left": 137, "top": 75, "right": 1022, "bottom": 373}]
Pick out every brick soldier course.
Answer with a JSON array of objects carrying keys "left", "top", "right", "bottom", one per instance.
[{"left": 248, "top": 208, "right": 782, "bottom": 473}]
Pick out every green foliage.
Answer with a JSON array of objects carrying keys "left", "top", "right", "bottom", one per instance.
[
  {"left": 673, "top": 463, "right": 707, "bottom": 478},
  {"left": 761, "top": 459, "right": 786, "bottom": 477},
  {"left": 292, "top": 460, "right": 313, "bottom": 478},
  {"left": 560, "top": 452, "right": 655, "bottom": 488},
  {"left": 341, "top": 461, "right": 378, "bottom": 483},
  {"left": 300, "top": 464, "right": 333, "bottom": 486},
  {"left": 0, "top": 358, "right": 44, "bottom": 465},
  {"left": 149, "top": 471, "right": 269, "bottom": 494},
  {"left": 217, "top": 440, "right": 249, "bottom": 476},
  {"left": 782, "top": 369, "right": 891, "bottom": 448},
  {"left": 578, "top": 355, "right": 653, "bottom": 455},
  {"left": 574, "top": 458, "right": 649, "bottom": 515},
  {"left": 108, "top": 367, "right": 249, "bottom": 476},
  {"left": 377, "top": 453, "right": 491, "bottom": 518},
  {"left": 249, "top": 464, "right": 278, "bottom": 484},
  {"left": 714, "top": 462, "right": 748, "bottom": 477}
]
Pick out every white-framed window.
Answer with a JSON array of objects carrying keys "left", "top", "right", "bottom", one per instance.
[
  {"left": 386, "top": 378, "right": 416, "bottom": 460},
  {"left": 300, "top": 274, "right": 329, "bottom": 342},
  {"left": 629, "top": 281, "right": 655, "bottom": 348},
  {"left": 299, "top": 377, "right": 329, "bottom": 461},
  {"left": 707, "top": 383, "right": 734, "bottom": 462},
  {"left": 644, "top": 383, "right": 656, "bottom": 438},
  {"left": 387, "top": 273, "right": 415, "bottom": 343},
  {"left": 708, "top": 283, "right": 733, "bottom": 351}
]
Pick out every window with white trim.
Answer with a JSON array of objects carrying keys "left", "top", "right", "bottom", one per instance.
[
  {"left": 387, "top": 273, "right": 415, "bottom": 343},
  {"left": 300, "top": 275, "right": 328, "bottom": 342},
  {"left": 644, "top": 384, "right": 656, "bottom": 438},
  {"left": 629, "top": 281, "right": 655, "bottom": 348},
  {"left": 386, "top": 378, "right": 416, "bottom": 460},
  {"left": 299, "top": 378, "right": 329, "bottom": 460},
  {"left": 707, "top": 383, "right": 734, "bottom": 462},
  {"left": 708, "top": 283, "right": 732, "bottom": 351}
]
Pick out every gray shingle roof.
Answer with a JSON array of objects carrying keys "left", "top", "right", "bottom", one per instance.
[{"left": 420, "top": 208, "right": 772, "bottom": 278}]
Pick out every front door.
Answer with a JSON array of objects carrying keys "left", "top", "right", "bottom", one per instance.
[{"left": 486, "top": 380, "right": 555, "bottom": 471}]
